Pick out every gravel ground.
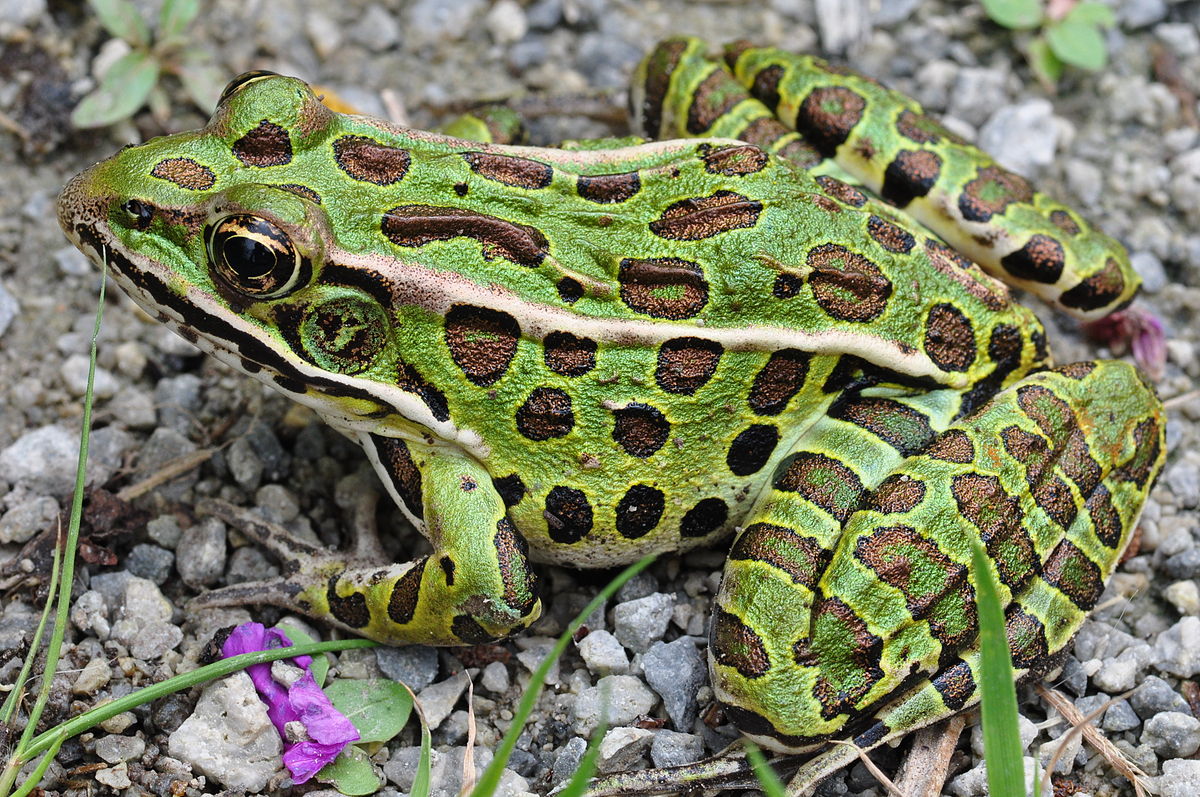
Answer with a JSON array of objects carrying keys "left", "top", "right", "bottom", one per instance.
[{"left": 2, "top": 1, "right": 1200, "bottom": 795}]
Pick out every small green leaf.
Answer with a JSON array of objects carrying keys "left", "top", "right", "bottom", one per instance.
[
  {"left": 177, "top": 57, "right": 225, "bottom": 113},
  {"left": 1027, "top": 36, "right": 1065, "bottom": 88},
  {"left": 981, "top": 0, "right": 1043, "bottom": 29},
  {"left": 88, "top": 0, "right": 150, "bottom": 47},
  {"left": 71, "top": 50, "right": 159, "bottom": 128},
  {"left": 1046, "top": 18, "right": 1109, "bottom": 70},
  {"left": 159, "top": 0, "right": 199, "bottom": 39},
  {"left": 273, "top": 622, "right": 329, "bottom": 686},
  {"left": 1066, "top": 1, "right": 1116, "bottom": 27},
  {"left": 317, "top": 745, "right": 380, "bottom": 795},
  {"left": 971, "top": 538, "right": 1025, "bottom": 797},
  {"left": 324, "top": 678, "right": 413, "bottom": 744}
]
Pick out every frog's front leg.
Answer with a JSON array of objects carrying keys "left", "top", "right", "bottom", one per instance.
[{"left": 196, "top": 437, "right": 541, "bottom": 646}]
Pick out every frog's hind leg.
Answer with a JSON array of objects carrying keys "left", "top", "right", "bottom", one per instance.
[
  {"left": 193, "top": 436, "right": 542, "bottom": 646},
  {"left": 711, "top": 361, "right": 1163, "bottom": 793}
]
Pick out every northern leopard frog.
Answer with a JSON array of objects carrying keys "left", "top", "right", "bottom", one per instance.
[{"left": 58, "top": 37, "right": 1166, "bottom": 793}]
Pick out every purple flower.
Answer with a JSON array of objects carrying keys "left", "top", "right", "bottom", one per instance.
[
  {"left": 1084, "top": 307, "right": 1167, "bottom": 382},
  {"left": 222, "top": 623, "right": 360, "bottom": 783}
]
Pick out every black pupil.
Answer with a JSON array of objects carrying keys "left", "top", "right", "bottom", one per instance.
[
  {"left": 124, "top": 199, "right": 152, "bottom": 224},
  {"left": 223, "top": 235, "right": 276, "bottom": 279}
]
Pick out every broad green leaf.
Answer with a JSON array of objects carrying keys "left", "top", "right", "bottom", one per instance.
[
  {"left": 88, "top": 0, "right": 150, "bottom": 47},
  {"left": 971, "top": 538, "right": 1025, "bottom": 797},
  {"left": 1066, "top": 1, "right": 1116, "bottom": 27},
  {"left": 71, "top": 50, "right": 159, "bottom": 128},
  {"left": 318, "top": 745, "right": 380, "bottom": 795},
  {"left": 159, "top": 0, "right": 200, "bottom": 40},
  {"left": 981, "top": 0, "right": 1043, "bottom": 29},
  {"left": 1046, "top": 18, "right": 1109, "bottom": 70},
  {"left": 273, "top": 622, "right": 329, "bottom": 686},
  {"left": 324, "top": 678, "right": 413, "bottom": 744},
  {"left": 1027, "top": 37, "right": 1065, "bottom": 88},
  {"left": 177, "top": 57, "right": 225, "bottom": 113}
]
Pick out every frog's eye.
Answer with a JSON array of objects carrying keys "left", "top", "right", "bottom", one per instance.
[
  {"left": 205, "top": 214, "right": 305, "bottom": 299},
  {"left": 122, "top": 199, "right": 154, "bottom": 230},
  {"left": 218, "top": 70, "right": 281, "bottom": 106}
]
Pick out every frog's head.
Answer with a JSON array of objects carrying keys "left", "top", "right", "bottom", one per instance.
[{"left": 57, "top": 73, "right": 466, "bottom": 444}]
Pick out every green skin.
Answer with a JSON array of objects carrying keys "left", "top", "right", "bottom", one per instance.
[{"left": 59, "top": 38, "right": 1165, "bottom": 790}]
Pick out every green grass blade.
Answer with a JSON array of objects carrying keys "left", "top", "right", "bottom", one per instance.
[
  {"left": 468, "top": 554, "right": 656, "bottom": 797},
  {"left": 402, "top": 683, "right": 432, "bottom": 797},
  {"left": 971, "top": 538, "right": 1025, "bottom": 797},
  {"left": 746, "top": 743, "right": 787, "bottom": 797},
  {"left": 555, "top": 722, "right": 605, "bottom": 797}
]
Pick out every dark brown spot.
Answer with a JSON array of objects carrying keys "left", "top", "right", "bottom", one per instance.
[
  {"left": 556, "top": 277, "right": 583, "bottom": 303},
  {"left": 814, "top": 175, "right": 868, "bottom": 207},
  {"left": 494, "top": 517, "right": 537, "bottom": 614},
  {"left": 577, "top": 171, "right": 641, "bottom": 203},
  {"left": 807, "top": 243, "right": 892, "bottom": 322},
  {"left": 687, "top": 67, "right": 748, "bottom": 134},
  {"left": 618, "top": 257, "right": 708, "bottom": 319},
  {"left": 638, "top": 39, "right": 688, "bottom": 137},
  {"left": 880, "top": 150, "right": 942, "bottom": 207},
  {"left": 612, "top": 403, "right": 670, "bottom": 458},
  {"left": 233, "top": 119, "right": 293, "bottom": 167},
  {"left": 679, "top": 497, "right": 729, "bottom": 538},
  {"left": 924, "top": 303, "right": 976, "bottom": 372},
  {"left": 726, "top": 424, "right": 779, "bottom": 476},
  {"left": 730, "top": 522, "right": 830, "bottom": 589},
  {"left": 1005, "top": 608, "right": 1049, "bottom": 669},
  {"left": 951, "top": 472, "right": 1038, "bottom": 592},
  {"left": 895, "top": 110, "right": 964, "bottom": 145},
  {"left": 1086, "top": 485, "right": 1124, "bottom": 548},
  {"left": 151, "top": 158, "right": 216, "bottom": 190},
  {"left": 923, "top": 239, "right": 1010, "bottom": 311},
  {"left": 463, "top": 151, "right": 553, "bottom": 189},
  {"left": 1001, "top": 234, "right": 1065, "bottom": 284},
  {"left": 774, "top": 452, "right": 865, "bottom": 523},
  {"left": 655, "top": 337, "right": 723, "bottom": 394},
  {"left": 700, "top": 143, "right": 770, "bottom": 176},
  {"left": 326, "top": 573, "right": 371, "bottom": 628},
  {"left": 1042, "top": 539, "right": 1104, "bottom": 610},
  {"left": 959, "top": 165, "right": 1033, "bottom": 222},
  {"left": 712, "top": 608, "right": 770, "bottom": 678},
  {"left": 926, "top": 429, "right": 975, "bottom": 463},
  {"left": 1060, "top": 257, "right": 1128, "bottom": 312},
  {"left": 387, "top": 559, "right": 426, "bottom": 624},
  {"left": 795, "top": 86, "right": 867, "bottom": 158},
  {"left": 615, "top": 484, "right": 665, "bottom": 539},
  {"left": 649, "top": 191, "right": 762, "bottom": 240},
  {"left": 1049, "top": 209, "right": 1081, "bottom": 235},
  {"left": 868, "top": 474, "right": 926, "bottom": 514},
  {"left": 867, "top": 215, "right": 915, "bottom": 253},
  {"left": 748, "top": 349, "right": 810, "bottom": 415},
  {"left": 333, "top": 135, "right": 411, "bottom": 184},
  {"left": 372, "top": 437, "right": 424, "bottom": 520},
  {"left": 382, "top": 205, "right": 548, "bottom": 267},
  {"left": 931, "top": 661, "right": 976, "bottom": 709},
  {"left": 773, "top": 273, "right": 803, "bottom": 298},
  {"left": 544, "top": 486, "right": 593, "bottom": 544},
  {"left": 493, "top": 473, "right": 526, "bottom": 507},
  {"left": 747, "top": 64, "right": 784, "bottom": 110},
  {"left": 830, "top": 396, "right": 936, "bottom": 456},
  {"left": 793, "top": 597, "right": 883, "bottom": 719},
  {"left": 516, "top": 387, "right": 574, "bottom": 440},
  {"left": 451, "top": 615, "right": 495, "bottom": 644},
  {"left": 444, "top": 305, "right": 520, "bottom": 386},
  {"left": 272, "top": 183, "right": 322, "bottom": 204},
  {"left": 543, "top": 331, "right": 596, "bottom": 377}
]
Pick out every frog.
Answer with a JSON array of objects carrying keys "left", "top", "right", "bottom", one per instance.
[{"left": 58, "top": 37, "right": 1165, "bottom": 794}]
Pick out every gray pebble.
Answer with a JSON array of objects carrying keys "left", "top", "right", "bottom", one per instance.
[
  {"left": 94, "top": 763, "right": 131, "bottom": 790},
  {"left": 126, "top": 543, "right": 174, "bottom": 585},
  {"left": 352, "top": 4, "right": 401, "bottom": 52},
  {"left": 1057, "top": 656, "right": 1089, "bottom": 697},
  {"left": 1094, "top": 644, "right": 1153, "bottom": 692},
  {"left": 1141, "top": 711, "right": 1200, "bottom": 758},
  {"left": 415, "top": 672, "right": 469, "bottom": 730},
  {"left": 642, "top": 637, "right": 705, "bottom": 731},
  {"left": 480, "top": 660, "right": 509, "bottom": 694},
  {"left": 0, "top": 425, "right": 86, "bottom": 494},
  {"left": 1103, "top": 700, "right": 1141, "bottom": 732},
  {"left": 614, "top": 570, "right": 659, "bottom": 603},
  {"left": 1165, "top": 460, "right": 1200, "bottom": 509},
  {"left": 612, "top": 592, "right": 674, "bottom": 653},
  {"left": 525, "top": 0, "right": 561, "bottom": 30},
  {"left": 70, "top": 589, "right": 110, "bottom": 639},
  {"left": 136, "top": 428, "right": 199, "bottom": 500},
  {"left": 577, "top": 629, "right": 629, "bottom": 676},
  {"left": 1160, "top": 759, "right": 1200, "bottom": 797},
  {"left": 226, "top": 437, "right": 263, "bottom": 491},
  {"left": 650, "top": 729, "right": 704, "bottom": 768},
  {"left": 978, "top": 99, "right": 1057, "bottom": 177},
  {"left": 1132, "top": 251, "right": 1168, "bottom": 293},
  {"left": 1132, "top": 675, "right": 1190, "bottom": 717},
  {"left": 485, "top": 0, "right": 527, "bottom": 45},
  {"left": 146, "top": 514, "right": 183, "bottom": 549},
  {"left": 1119, "top": 0, "right": 1168, "bottom": 28},
  {"left": 1164, "top": 548, "right": 1200, "bottom": 580},
  {"left": 597, "top": 726, "right": 654, "bottom": 774},
  {"left": 53, "top": 245, "right": 91, "bottom": 276},
  {"left": 59, "top": 354, "right": 118, "bottom": 398},
  {"left": 72, "top": 657, "right": 112, "bottom": 695},
  {"left": 0, "top": 278, "right": 17, "bottom": 338},
  {"left": 1155, "top": 617, "right": 1200, "bottom": 677},
  {"left": 167, "top": 672, "right": 283, "bottom": 792},
  {"left": 175, "top": 516, "right": 227, "bottom": 589},
  {"left": 1156, "top": 22, "right": 1200, "bottom": 58},
  {"left": 948, "top": 67, "right": 1010, "bottom": 127},
  {"left": 551, "top": 736, "right": 587, "bottom": 785},
  {"left": 110, "top": 385, "right": 156, "bottom": 429},
  {"left": 225, "top": 545, "right": 278, "bottom": 585},
  {"left": 376, "top": 644, "right": 439, "bottom": 692},
  {"left": 94, "top": 734, "right": 145, "bottom": 764},
  {"left": 0, "top": 493, "right": 58, "bottom": 544},
  {"left": 153, "top": 374, "right": 202, "bottom": 434},
  {"left": 572, "top": 674, "right": 658, "bottom": 736},
  {"left": 255, "top": 484, "right": 299, "bottom": 523}
]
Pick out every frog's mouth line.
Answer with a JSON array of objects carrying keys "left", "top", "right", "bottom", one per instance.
[{"left": 65, "top": 217, "right": 489, "bottom": 457}]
